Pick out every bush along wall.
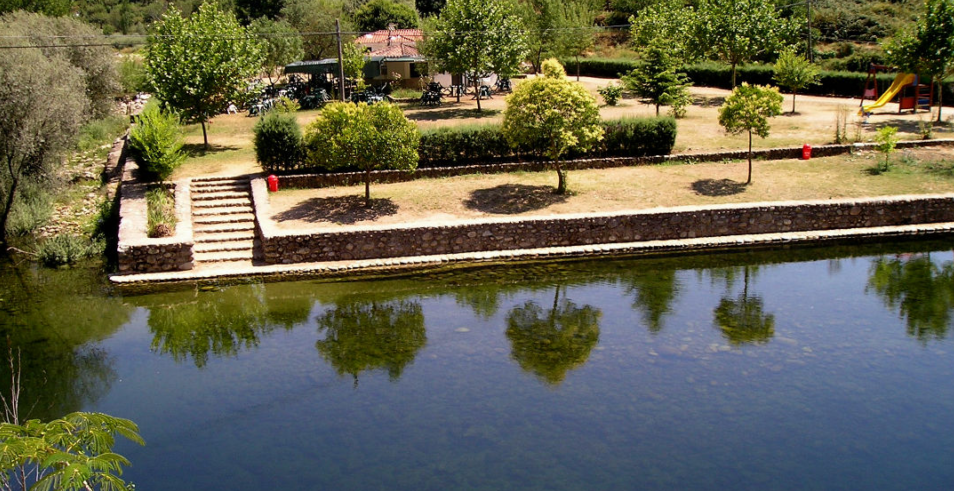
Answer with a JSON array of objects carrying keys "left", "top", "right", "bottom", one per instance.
[
  {"left": 417, "top": 117, "right": 677, "bottom": 168},
  {"left": 562, "top": 58, "right": 954, "bottom": 101}
]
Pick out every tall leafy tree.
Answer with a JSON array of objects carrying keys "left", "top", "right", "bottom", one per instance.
[
  {"left": 885, "top": 0, "right": 954, "bottom": 122},
  {"left": 415, "top": 0, "right": 445, "bottom": 16},
  {"left": 502, "top": 59, "right": 603, "bottom": 194},
  {"left": 717, "top": 83, "right": 783, "bottom": 184},
  {"left": 420, "top": 0, "right": 528, "bottom": 111},
  {"left": 353, "top": 0, "right": 418, "bottom": 31},
  {"left": 304, "top": 102, "right": 419, "bottom": 207},
  {"left": 249, "top": 17, "right": 304, "bottom": 83},
  {"left": 516, "top": 0, "right": 560, "bottom": 73},
  {"left": 0, "top": 47, "right": 87, "bottom": 245},
  {"left": 773, "top": 48, "right": 820, "bottom": 114},
  {"left": 235, "top": 0, "right": 286, "bottom": 24},
  {"left": 145, "top": 4, "right": 264, "bottom": 148},
  {"left": 629, "top": 0, "right": 701, "bottom": 66},
  {"left": 698, "top": 0, "right": 798, "bottom": 87},
  {"left": 553, "top": 0, "right": 599, "bottom": 81},
  {"left": 281, "top": 0, "right": 350, "bottom": 60},
  {"left": 0, "top": 0, "right": 69, "bottom": 16}
]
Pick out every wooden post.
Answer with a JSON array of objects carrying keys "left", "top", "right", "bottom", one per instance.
[{"left": 336, "top": 19, "right": 346, "bottom": 102}]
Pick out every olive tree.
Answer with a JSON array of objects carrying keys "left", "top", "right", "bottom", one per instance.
[
  {"left": 145, "top": 3, "right": 264, "bottom": 148},
  {"left": 717, "top": 83, "right": 783, "bottom": 184},
  {"left": 773, "top": 48, "right": 820, "bottom": 114},
  {"left": 304, "top": 102, "right": 419, "bottom": 207},
  {"left": 420, "top": 0, "right": 528, "bottom": 111},
  {"left": 502, "top": 59, "right": 603, "bottom": 194},
  {"left": 0, "top": 48, "right": 87, "bottom": 245}
]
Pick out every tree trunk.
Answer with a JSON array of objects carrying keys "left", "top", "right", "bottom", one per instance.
[
  {"left": 576, "top": 55, "right": 581, "bottom": 81},
  {"left": 201, "top": 120, "right": 209, "bottom": 149},
  {"left": 792, "top": 91, "right": 797, "bottom": 114},
  {"left": 555, "top": 162, "right": 568, "bottom": 194},
  {"left": 364, "top": 169, "right": 371, "bottom": 208},
  {"left": 746, "top": 131, "right": 753, "bottom": 185},
  {"left": 0, "top": 174, "right": 18, "bottom": 246},
  {"left": 731, "top": 62, "right": 738, "bottom": 88},
  {"left": 937, "top": 80, "right": 944, "bottom": 123},
  {"left": 475, "top": 78, "right": 482, "bottom": 112},
  {"left": 655, "top": 103, "right": 660, "bottom": 116}
]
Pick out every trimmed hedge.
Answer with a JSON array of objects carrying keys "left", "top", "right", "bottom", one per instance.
[
  {"left": 418, "top": 117, "right": 677, "bottom": 168},
  {"left": 562, "top": 58, "right": 954, "bottom": 101}
]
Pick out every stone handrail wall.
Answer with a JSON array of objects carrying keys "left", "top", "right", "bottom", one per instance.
[
  {"left": 275, "top": 139, "right": 954, "bottom": 190},
  {"left": 116, "top": 152, "right": 194, "bottom": 274},
  {"left": 251, "top": 184, "right": 954, "bottom": 264}
]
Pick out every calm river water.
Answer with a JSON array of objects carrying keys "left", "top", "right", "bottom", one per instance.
[{"left": 2, "top": 240, "right": 953, "bottom": 490}]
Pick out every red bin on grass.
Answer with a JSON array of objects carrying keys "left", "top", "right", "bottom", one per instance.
[
  {"left": 802, "top": 144, "right": 812, "bottom": 160},
  {"left": 267, "top": 175, "right": 279, "bottom": 192}
]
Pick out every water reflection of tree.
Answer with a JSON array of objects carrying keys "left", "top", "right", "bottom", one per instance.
[
  {"left": 0, "top": 262, "right": 130, "bottom": 421},
  {"left": 146, "top": 285, "right": 272, "bottom": 368},
  {"left": 712, "top": 266, "right": 775, "bottom": 346},
  {"left": 505, "top": 286, "right": 601, "bottom": 385},
  {"left": 867, "top": 254, "right": 954, "bottom": 342},
  {"left": 315, "top": 300, "right": 426, "bottom": 386},
  {"left": 620, "top": 270, "right": 680, "bottom": 333}
]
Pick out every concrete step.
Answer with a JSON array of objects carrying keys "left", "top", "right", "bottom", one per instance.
[
  {"left": 192, "top": 198, "right": 251, "bottom": 209},
  {"left": 194, "top": 249, "right": 254, "bottom": 263},
  {"left": 192, "top": 191, "right": 249, "bottom": 201},
  {"left": 194, "top": 240, "right": 254, "bottom": 254},
  {"left": 193, "top": 205, "right": 254, "bottom": 216},
  {"left": 193, "top": 213, "right": 255, "bottom": 225},
  {"left": 193, "top": 222, "right": 255, "bottom": 234},
  {"left": 192, "top": 176, "right": 248, "bottom": 185},
  {"left": 192, "top": 183, "right": 250, "bottom": 192},
  {"left": 193, "top": 231, "right": 255, "bottom": 243}
]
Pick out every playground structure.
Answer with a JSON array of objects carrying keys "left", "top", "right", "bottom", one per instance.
[{"left": 860, "top": 64, "right": 932, "bottom": 115}]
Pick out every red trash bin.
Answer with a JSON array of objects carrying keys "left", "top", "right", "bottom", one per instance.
[
  {"left": 802, "top": 144, "right": 812, "bottom": 160},
  {"left": 267, "top": 175, "right": 279, "bottom": 192}
]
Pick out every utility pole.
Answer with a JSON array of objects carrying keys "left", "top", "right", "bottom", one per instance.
[
  {"left": 807, "top": 0, "right": 813, "bottom": 62},
  {"left": 336, "top": 18, "right": 346, "bottom": 102}
]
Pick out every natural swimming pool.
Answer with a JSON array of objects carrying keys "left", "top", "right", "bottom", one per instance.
[{"left": 2, "top": 240, "right": 953, "bottom": 490}]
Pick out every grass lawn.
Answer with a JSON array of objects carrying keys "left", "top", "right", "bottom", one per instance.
[{"left": 267, "top": 146, "right": 954, "bottom": 230}]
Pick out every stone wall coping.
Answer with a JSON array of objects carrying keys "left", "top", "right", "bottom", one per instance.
[{"left": 253, "top": 188, "right": 954, "bottom": 238}]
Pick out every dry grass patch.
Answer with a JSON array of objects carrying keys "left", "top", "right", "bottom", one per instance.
[{"left": 268, "top": 147, "right": 954, "bottom": 231}]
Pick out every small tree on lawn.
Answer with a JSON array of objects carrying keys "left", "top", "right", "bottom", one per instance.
[
  {"left": 145, "top": 4, "right": 264, "bottom": 149},
  {"left": 621, "top": 42, "right": 692, "bottom": 116},
  {"left": 875, "top": 126, "right": 899, "bottom": 173},
  {"left": 773, "top": 48, "right": 820, "bottom": 114},
  {"left": 304, "top": 102, "right": 419, "bottom": 207},
  {"left": 502, "top": 59, "right": 603, "bottom": 194},
  {"left": 718, "top": 83, "right": 783, "bottom": 185}
]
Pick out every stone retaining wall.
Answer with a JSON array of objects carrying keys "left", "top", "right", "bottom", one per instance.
[
  {"left": 116, "top": 151, "right": 194, "bottom": 274},
  {"left": 251, "top": 178, "right": 954, "bottom": 264},
  {"left": 275, "top": 139, "right": 954, "bottom": 190}
]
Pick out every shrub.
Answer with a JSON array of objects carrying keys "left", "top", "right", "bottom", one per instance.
[
  {"left": 4, "top": 181, "right": 53, "bottom": 237},
  {"left": 77, "top": 115, "right": 129, "bottom": 152},
  {"left": 876, "top": 126, "right": 899, "bottom": 172},
  {"left": 594, "top": 117, "right": 677, "bottom": 158},
  {"left": 129, "top": 104, "right": 186, "bottom": 181},
  {"left": 253, "top": 111, "right": 303, "bottom": 172},
  {"left": 146, "top": 186, "right": 176, "bottom": 238},
  {"left": 598, "top": 83, "right": 624, "bottom": 106},
  {"left": 37, "top": 234, "right": 99, "bottom": 267},
  {"left": 119, "top": 56, "right": 149, "bottom": 95}
]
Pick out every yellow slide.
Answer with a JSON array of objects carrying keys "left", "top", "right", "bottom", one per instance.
[{"left": 861, "top": 73, "right": 916, "bottom": 114}]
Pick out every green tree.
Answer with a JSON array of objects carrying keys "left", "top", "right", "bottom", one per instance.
[
  {"left": 416, "top": 0, "right": 445, "bottom": 16},
  {"left": 145, "top": 3, "right": 264, "bottom": 148},
  {"left": 419, "top": 0, "right": 528, "bottom": 111},
  {"left": 515, "top": 0, "right": 560, "bottom": 73},
  {"left": 885, "top": 0, "right": 954, "bottom": 122},
  {"left": 0, "top": 46, "right": 87, "bottom": 245},
  {"left": 698, "top": 0, "right": 798, "bottom": 87},
  {"left": 235, "top": 0, "right": 286, "bottom": 24},
  {"left": 0, "top": 0, "right": 69, "bottom": 16},
  {"left": 341, "top": 41, "right": 367, "bottom": 81},
  {"left": 717, "top": 83, "right": 783, "bottom": 184},
  {"left": 629, "top": 0, "right": 701, "bottom": 66},
  {"left": 505, "top": 286, "right": 601, "bottom": 385},
  {"left": 353, "top": 0, "right": 418, "bottom": 31},
  {"left": 249, "top": 17, "right": 304, "bottom": 84},
  {"left": 128, "top": 104, "right": 186, "bottom": 182},
  {"left": 552, "top": 0, "right": 599, "bottom": 81},
  {"left": 304, "top": 102, "right": 419, "bottom": 207},
  {"left": 315, "top": 300, "right": 426, "bottom": 386},
  {"left": 0, "top": 412, "right": 144, "bottom": 491},
  {"left": 875, "top": 125, "right": 899, "bottom": 172},
  {"left": 502, "top": 59, "right": 603, "bottom": 194},
  {"left": 0, "top": 11, "right": 120, "bottom": 119},
  {"left": 282, "top": 0, "right": 351, "bottom": 60},
  {"left": 621, "top": 43, "right": 692, "bottom": 116},
  {"left": 773, "top": 48, "right": 820, "bottom": 113}
]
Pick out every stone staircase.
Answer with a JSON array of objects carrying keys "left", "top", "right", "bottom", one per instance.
[{"left": 190, "top": 177, "right": 257, "bottom": 268}]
